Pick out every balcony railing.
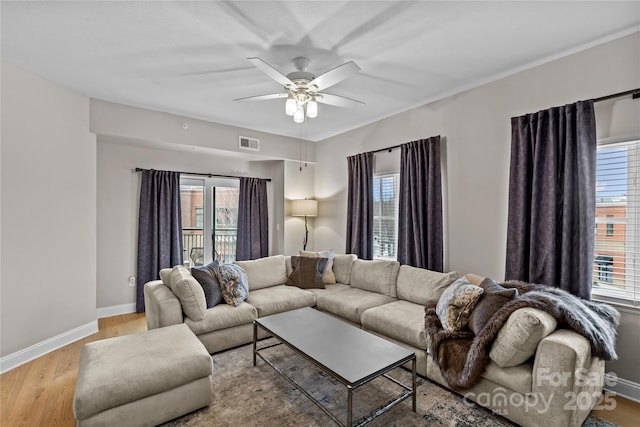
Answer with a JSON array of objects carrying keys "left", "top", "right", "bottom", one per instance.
[{"left": 182, "top": 228, "right": 237, "bottom": 266}]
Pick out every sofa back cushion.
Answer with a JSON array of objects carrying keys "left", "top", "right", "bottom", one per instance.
[
  {"left": 235, "top": 255, "right": 287, "bottom": 290},
  {"left": 350, "top": 259, "right": 400, "bottom": 297},
  {"left": 332, "top": 254, "right": 357, "bottom": 284},
  {"left": 396, "top": 265, "right": 460, "bottom": 305},
  {"left": 489, "top": 307, "right": 558, "bottom": 368},
  {"left": 159, "top": 268, "right": 173, "bottom": 286},
  {"left": 168, "top": 265, "right": 207, "bottom": 321}
]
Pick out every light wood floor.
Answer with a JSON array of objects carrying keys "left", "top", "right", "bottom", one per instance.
[{"left": 1, "top": 313, "right": 639, "bottom": 426}]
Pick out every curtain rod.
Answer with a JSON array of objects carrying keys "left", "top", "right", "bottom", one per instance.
[
  {"left": 369, "top": 143, "right": 403, "bottom": 155},
  {"left": 593, "top": 88, "right": 640, "bottom": 103},
  {"left": 134, "top": 168, "right": 271, "bottom": 182},
  {"left": 367, "top": 89, "right": 639, "bottom": 155}
]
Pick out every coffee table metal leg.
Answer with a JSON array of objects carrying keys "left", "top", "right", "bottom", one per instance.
[
  {"left": 347, "top": 385, "right": 353, "bottom": 426},
  {"left": 252, "top": 322, "right": 257, "bottom": 367},
  {"left": 412, "top": 358, "right": 417, "bottom": 412}
]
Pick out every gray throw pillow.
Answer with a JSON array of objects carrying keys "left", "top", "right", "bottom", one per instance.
[
  {"left": 286, "top": 256, "right": 328, "bottom": 289},
  {"left": 191, "top": 261, "right": 222, "bottom": 308},
  {"left": 436, "top": 277, "right": 484, "bottom": 332},
  {"left": 214, "top": 264, "right": 249, "bottom": 307}
]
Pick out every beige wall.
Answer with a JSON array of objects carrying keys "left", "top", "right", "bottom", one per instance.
[
  {"left": 1, "top": 61, "right": 97, "bottom": 358},
  {"left": 90, "top": 99, "right": 313, "bottom": 163},
  {"left": 314, "top": 32, "right": 640, "bottom": 386}
]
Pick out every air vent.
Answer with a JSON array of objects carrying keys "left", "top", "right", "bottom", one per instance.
[{"left": 239, "top": 136, "right": 260, "bottom": 151}]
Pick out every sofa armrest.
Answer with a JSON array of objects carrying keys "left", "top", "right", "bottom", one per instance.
[
  {"left": 144, "top": 280, "right": 184, "bottom": 329},
  {"left": 532, "top": 329, "right": 605, "bottom": 426}
]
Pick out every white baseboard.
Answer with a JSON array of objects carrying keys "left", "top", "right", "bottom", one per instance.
[
  {"left": 97, "top": 303, "right": 136, "bottom": 319},
  {"left": 604, "top": 373, "right": 640, "bottom": 403},
  {"left": 0, "top": 320, "right": 98, "bottom": 374}
]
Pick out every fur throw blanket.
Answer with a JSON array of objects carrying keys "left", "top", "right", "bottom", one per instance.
[{"left": 424, "top": 281, "right": 619, "bottom": 391}]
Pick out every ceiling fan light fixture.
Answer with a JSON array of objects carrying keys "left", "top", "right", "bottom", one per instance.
[
  {"left": 293, "top": 105, "right": 305, "bottom": 123},
  {"left": 306, "top": 100, "right": 317, "bottom": 118},
  {"left": 285, "top": 97, "right": 296, "bottom": 116},
  {"left": 239, "top": 56, "right": 362, "bottom": 125}
]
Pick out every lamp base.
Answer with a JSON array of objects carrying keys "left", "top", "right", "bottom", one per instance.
[{"left": 303, "top": 215, "right": 309, "bottom": 251}]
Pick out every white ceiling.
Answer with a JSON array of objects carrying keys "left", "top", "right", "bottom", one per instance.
[{"left": 2, "top": 1, "right": 639, "bottom": 142}]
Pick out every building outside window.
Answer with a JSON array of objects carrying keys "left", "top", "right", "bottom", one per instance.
[
  {"left": 373, "top": 173, "right": 399, "bottom": 260},
  {"left": 592, "top": 139, "right": 639, "bottom": 306}
]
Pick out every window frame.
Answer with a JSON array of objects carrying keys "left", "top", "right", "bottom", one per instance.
[
  {"left": 591, "top": 139, "right": 639, "bottom": 307},
  {"left": 372, "top": 172, "right": 400, "bottom": 261}
]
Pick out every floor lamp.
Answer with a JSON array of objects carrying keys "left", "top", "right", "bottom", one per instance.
[{"left": 291, "top": 199, "right": 318, "bottom": 251}]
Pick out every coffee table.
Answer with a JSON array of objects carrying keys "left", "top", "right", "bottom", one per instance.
[{"left": 253, "top": 307, "right": 416, "bottom": 427}]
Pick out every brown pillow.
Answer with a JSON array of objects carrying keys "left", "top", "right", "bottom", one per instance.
[
  {"left": 299, "top": 250, "right": 336, "bottom": 284},
  {"left": 468, "top": 278, "right": 519, "bottom": 334},
  {"left": 286, "top": 256, "right": 328, "bottom": 289}
]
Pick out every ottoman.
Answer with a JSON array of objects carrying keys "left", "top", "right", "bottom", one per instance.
[{"left": 73, "top": 323, "right": 213, "bottom": 427}]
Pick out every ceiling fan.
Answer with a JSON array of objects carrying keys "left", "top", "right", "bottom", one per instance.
[{"left": 234, "top": 56, "right": 364, "bottom": 123}]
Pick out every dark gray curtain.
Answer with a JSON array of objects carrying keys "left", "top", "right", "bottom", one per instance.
[
  {"left": 505, "top": 100, "right": 596, "bottom": 299},
  {"left": 136, "top": 169, "right": 183, "bottom": 313},
  {"left": 236, "top": 177, "right": 268, "bottom": 261},
  {"left": 346, "top": 152, "right": 374, "bottom": 259},
  {"left": 397, "top": 136, "right": 443, "bottom": 271}
]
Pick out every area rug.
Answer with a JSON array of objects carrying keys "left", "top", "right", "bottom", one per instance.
[{"left": 162, "top": 339, "right": 616, "bottom": 427}]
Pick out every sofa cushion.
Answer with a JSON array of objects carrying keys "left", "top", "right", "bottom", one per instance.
[
  {"left": 245, "top": 285, "right": 316, "bottom": 317},
  {"left": 235, "top": 255, "right": 287, "bottom": 290},
  {"left": 350, "top": 259, "right": 400, "bottom": 297},
  {"left": 286, "top": 256, "right": 328, "bottom": 289},
  {"left": 169, "top": 265, "right": 207, "bottom": 321},
  {"left": 332, "top": 254, "right": 357, "bottom": 284},
  {"left": 361, "top": 300, "right": 429, "bottom": 349},
  {"left": 435, "top": 277, "right": 484, "bottom": 332},
  {"left": 214, "top": 264, "right": 249, "bottom": 307},
  {"left": 302, "top": 283, "right": 351, "bottom": 298},
  {"left": 396, "top": 265, "right": 460, "bottom": 305},
  {"left": 316, "top": 287, "right": 394, "bottom": 324},
  {"left": 191, "top": 261, "right": 222, "bottom": 308},
  {"left": 490, "top": 308, "right": 557, "bottom": 368},
  {"left": 184, "top": 302, "right": 258, "bottom": 335},
  {"left": 482, "top": 361, "right": 533, "bottom": 395},
  {"left": 300, "top": 249, "right": 336, "bottom": 284}
]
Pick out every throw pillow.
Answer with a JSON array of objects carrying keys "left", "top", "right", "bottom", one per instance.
[
  {"left": 300, "top": 249, "right": 336, "bottom": 284},
  {"left": 214, "top": 264, "right": 249, "bottom": 307},
  {"left": 286, "top": 256, "right": 329, "bottom": 289},
  {"left": 468, "top": 278, "right": 519, "bottom": 334},
  {"left": 435, "top": 277, "right": 484, "bottom": 332},
  {"left": 191, "top": 261, "right": 222, "bottom": 308},
  {"left": 168, "top": 265, "right": 207, "bottom": 321},
  {"left": 489, "top": 307, "right": 558, "bottom": 367}
]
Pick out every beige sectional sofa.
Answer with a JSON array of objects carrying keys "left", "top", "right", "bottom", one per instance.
[{"left": 144, "top": 254, "right": 605, "bottom": 427}]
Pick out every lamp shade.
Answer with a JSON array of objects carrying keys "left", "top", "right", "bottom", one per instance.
[{"left": 291, "top": 199, "right": 318, "bottom": 217}]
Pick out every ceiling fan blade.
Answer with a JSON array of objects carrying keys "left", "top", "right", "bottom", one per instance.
[
  {"left": 247, "top": 57, "right": 296, "bottom": 88},
  {"left": 234, "top": 93, "right": 289, "bottom": 102},
  {"left": 315, "top": 93, "right": 364, "bottom": 108},
  {"left": 310, "top": 61, "right": 361, "bottom": 91}
]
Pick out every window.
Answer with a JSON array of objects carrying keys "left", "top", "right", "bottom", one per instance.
[
  {"left": 195, "top": 207, "right": 203, "bottom": 228},
  {"left": 373, "top": 173, "right": 400, "bottom": 260},
  {"left": 180, "top": 177, "right": 239, "bottom": 266},
  {"left": 606, "top": 215, "right": 614, "bottom": 236},
  {"left": 592, "top": 139, "right": 639, "bottom": 306}
]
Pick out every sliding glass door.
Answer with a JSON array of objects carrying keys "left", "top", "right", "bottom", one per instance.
[{"left": 180, "top": 177, "right": 239, "bottom": 266}]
